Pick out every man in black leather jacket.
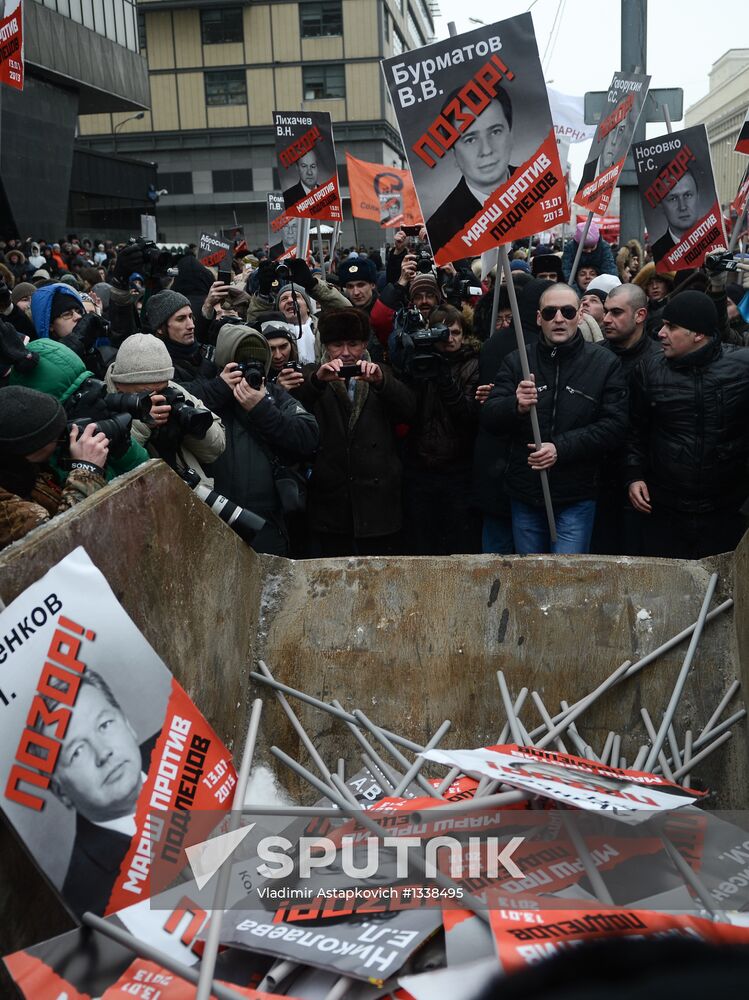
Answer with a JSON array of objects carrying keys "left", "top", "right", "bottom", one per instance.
[
  {"left": 482, "top": 283, "right": 628, "bottom": 554},
  {"left": 626, "top": 289, "right": 749, "bottom": 558}
]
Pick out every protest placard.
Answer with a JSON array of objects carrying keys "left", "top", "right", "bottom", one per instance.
[
  {"left": 421, "top": 746, "right": 703, "bottom": 823},
  {"left": 381, "top": 13, "right": 567, "bottom": 264},
  {"left": 574, "top": 71, "right": 651, "bottom": 216},
  {"left": 267, "top": 192, "right": 299, "bottom": 261},
  {"left": 632, "top": 124, "right": 725, "bottom": 273},
  {"left": 274, "top": 111, "right": 342, "bottom": 221},
  {"left": 0, "top": 0, "right": 23, "bottom": 91},
  {"left": 198, "top": 232, "right": 233, "bottom": 281},
  {"left": 0, "top": 547, "right": 236, "bottom": 920},
  {"left": 345, "top": 154, "right": 423, "bottom": 228}
]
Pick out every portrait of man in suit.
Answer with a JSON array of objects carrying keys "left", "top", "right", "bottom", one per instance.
[
  {"left": 269, "top": 217, "right": 298, "bottom": 261},
  {"left": 651, "top": 170, "right": 701, "bottom": 263},
  {"left": 426, "top": 85, "right": 516, "bottom": 254},
  {"left": 42, "top": 670, "right": 159, "bottom": 918},
  {"left": 283, "top": 148, "right": 320, "bottom": 211}
]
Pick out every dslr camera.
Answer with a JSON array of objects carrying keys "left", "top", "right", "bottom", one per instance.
[
  {"left": 412, "top": 241, "right": 435, "bottom": 275},
  {"left": 234, "top": 360, "right": 265, "bottom": 390},
  {"left": 394, "top": 307, "right": 449, "bottom": 380},
  {"left": 127, "top": 237, "right": 180, "bottom": 279},
  {"left": 63, "top": 377, "right": 153, "bottom": 458},
  {"left": 161, "top": 386, "right": 213, "bottom": 438}
]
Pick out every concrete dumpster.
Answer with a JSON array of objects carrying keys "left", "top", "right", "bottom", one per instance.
[{"left": 0, "top": 461, "right": 746, "bottom": 974}]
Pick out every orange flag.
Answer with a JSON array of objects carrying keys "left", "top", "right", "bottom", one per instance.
[{"left": 345, "top": 153, "right": 423, "bottom": 228}]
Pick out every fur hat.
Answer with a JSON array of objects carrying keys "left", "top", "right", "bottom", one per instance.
[
  {"left": 531, "top": 254, "right": 564, "bottom": 280},
  {"left": 318, "top": 308, "right": 370, "bottom": 344},
  {"left": 0, "top": 385, "right": 66, "bottom": 456},
  {"left": 111, "top": 333, "right": 174, "bottom": 384},
  {"left": 633, "top": 262, "right": 675, "bottom": 291},
  {"left": 338, "top": 258, "right": 377, "bottom": 285}
]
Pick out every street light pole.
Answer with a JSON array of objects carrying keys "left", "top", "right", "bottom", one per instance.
[{"left": 113, "top": 111, "right": 145, "bottom": 155}]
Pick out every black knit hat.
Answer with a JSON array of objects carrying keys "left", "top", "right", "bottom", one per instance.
[
  {"left": 0, "top": 386, "right": 67, "bottom": 456},
  {"left": 49, "top": 289, "right": 82, "bottom": 323},
  {"left": 318, "top": 308, "right": 370, "bottom": 344},
  {"left": 662, "top": 291, "right": 719, "bottom": 338}
]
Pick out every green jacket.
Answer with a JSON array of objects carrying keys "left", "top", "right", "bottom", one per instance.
[{"left": 9, "top": 339, "right": 149, "bottom": 480}]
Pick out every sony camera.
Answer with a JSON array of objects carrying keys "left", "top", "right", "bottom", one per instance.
[
  {"left": 394, "top": 307, "right": 449, "bottom": 380},
  {"left": 235, "top": 360, "right": 265, "bottom": 390},
  {"left": 161, "top": 386, "right": 213, "bottom": 438},
  {"left": 64, "top": 414, "right": 133, "bottom": 457},
  {"left": 179, "top": 468, "right": 266, "bottom": 546}
]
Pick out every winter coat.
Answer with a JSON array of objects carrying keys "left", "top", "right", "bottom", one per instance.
[
  {"left": 404, "top": 346, "right": 480, "bottom": 471},
  {"left": 0, "top": 458, "right": 106, "bottom": 551},
  {"left": 626, "top": 339, "right": 749, "bottom": 514},
  {"left": 295, "top": 356, "right": 416, "bottom": 538},
  {"left": 482, "top": 330, "right": 628, "bottom": 507},
  {"left": 205, "top": 324, "right": 320, "bottom": 554},
  {"left": 161, "top": 337, "right": 234, "bottom": 416},
  {"left": 9, "top": 340, "right": 149, "bottom": 479},
  {"left": 561, "top": 238, "right": 617, "bottom": 283},
  {"left": 104, "top": 368, "right": 225, "bottom": 488}
]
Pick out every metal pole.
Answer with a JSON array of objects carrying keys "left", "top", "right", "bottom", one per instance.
[
  {"left": 531, "top": 692, "right": 568, "bottom": 753},
  {"left": 82, "top": 913, "right": 248, "bottom": 1000},
  {"left": 643, "top": 573, "right": 718, "bottom": 772},
  {"left": 700, "top": 680, "right": 741, "bottom": 739},
  {"left": 352, "top": 709, "right": 440, "bottom": 798},
  {"left": 196, "top": 699, "right": 264, "bottom": 1000},
  {"left": 249, "top": 671, "right": 424, "bottom": 752},
  {"left": 316, "top": 227, "right": 327, "bottom": 280},
  {"left": 568, "top": 212, "right": 593, "bottom": 287},
  {"left": 499, "top": 245, "right": 557, "bottom": 542},
  {"left": 619, "top": 0, "right": 647, "bottom": 245},
  {"left": 496, "top": 672, "right": 525, "bottom": 745},
  {"left": 392, "top": 720, "right": 451, "bottom": 797},
  {"left": 536, "top": 661, "right": 631, "bottom": 750}
]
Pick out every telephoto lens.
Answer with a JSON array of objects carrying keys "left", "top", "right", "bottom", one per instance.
[{"left": 178, "top": 468, "right": 266, "bottom": 545}]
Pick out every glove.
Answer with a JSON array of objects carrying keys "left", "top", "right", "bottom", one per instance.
[
  {"left": 0, "top": 319, "right": 37, "bottom": 374},
  {"left": 112, "top": 240, "right": 145, "bottom": 289},
  {"left": 71, "top": 313, "right": 109, "bottom": 351},
  {"left": 288, "top": 258, "right": 317, "bottom": 292},
  {"left": 257, "top": 259, "right": 278, "bottom": 298}
]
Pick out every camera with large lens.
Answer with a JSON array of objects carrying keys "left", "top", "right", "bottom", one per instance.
[
  {"left": 65, "top": 414, "right": 132, "bottom": 457},
  {"left": 63, "top": 377, "right": 150, "bottom": 458},
  {"left": 178, "top": 467, "right": 266, "bottom": 546},
  {"left": 133, "top": 238, "right": 180, "bottom": 279},
  {"left": 234, "top": 360, "right": 265, "bottom": 390},
  {"left": 66, "top": 377, "right": 152, "bottom": 421},
  {"left": 161, "top": 386, "right": 213, "bottom": 438},
  {"left": 394, "top": 307, "right": 449, "bottom": 380}
]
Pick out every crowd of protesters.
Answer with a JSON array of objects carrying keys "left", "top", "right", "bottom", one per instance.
[{"left": 1, "top": 220, "right": 749, "bottom": 561}]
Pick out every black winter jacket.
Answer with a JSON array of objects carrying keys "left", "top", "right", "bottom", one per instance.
[
  {"left": 482, "top": 331, "right": 628, "bottom": 506},
  {"left": 626, "top": 339, "right": 749, "bottom": 514}
]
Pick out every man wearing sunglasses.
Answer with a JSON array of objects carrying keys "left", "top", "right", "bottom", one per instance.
[{"left": 482, "top": 283, "right": 627, "bottom": 554}]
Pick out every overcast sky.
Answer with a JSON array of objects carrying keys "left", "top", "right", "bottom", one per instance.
[{"left": 434, "top": 0, "right": 748, "bottom": 182}]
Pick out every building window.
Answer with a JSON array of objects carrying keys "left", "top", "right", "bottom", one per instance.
[
  {"left": 212, "top": 169, "right": 254, "bottom": 193},
  {"left": 303, "top": 64, "right": 345, "bottom": 100},
  {"left": 299, "top": 1, "right": 343, "bottom": 38},
  {"left": 383, "top": 6, "right": 390, "bottom": 41},
  {"left": 157, "top": 172, "right": 193, "bottom": 195},
  {"left": 200, "top": 7, "right": 244, "bottom": 45},
  {"left": 204, "top": 70, "right": 247, "bottom": 106},
  {"left": 137, "top": 9, "right": 147, "bottom": 52},
  {"left": 392, "top": 29, "right": 405, "bottom": 55},
  {"left": 407, "top": 7, "right": 426, "bottom": 47}
]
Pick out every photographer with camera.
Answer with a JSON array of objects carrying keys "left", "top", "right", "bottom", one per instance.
[
  {"left": 259, "top": 316, "right": 306, "bottom": 393},
  {"left": 395, "top": 304, "right": 481, "bottom": 554},
  {"left": 0, "top": 386, "right": 109, "bottom": 550},
  {"left": 106, "top": 333, "right": 225, "bottom": 490},
  {"left": 209, "top": 324, "right": 319, "bottom": 556},
  {"left": 294, "top": 308, "right": 415, "bottom": 557},
  {"left": 9, "top": 339, "right": 150, "bottom": 477},
  {"left": 145, "top": 289, "right": 240, "bottom": 416},
  {"left": 29, "top": 282, "right": 114, "bottom": 380},
  {"left": 245, "top": 258, "right": 350, "bottom": 363}
]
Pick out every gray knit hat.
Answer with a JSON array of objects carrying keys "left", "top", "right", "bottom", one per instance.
[
  {"left": 0, "top": 386, "right": 67, "bottom": 456},
  {"left": 145, "top": 290, "right": 191, "bottom": 332},
  {"left": 111, "top": 334, "right": 174, "bottom": 384},
  {"left": 11, "top": 282, "right": 36, "bottom": 305},
  {"left": 274, "top": 282, "right": 312, "bottom": 315}
]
